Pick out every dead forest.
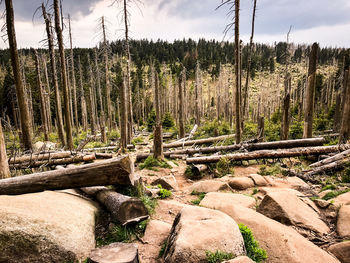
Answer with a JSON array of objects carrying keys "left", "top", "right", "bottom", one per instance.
[{"left": 0, "top": 0, "right": 350, "bottom": 263}]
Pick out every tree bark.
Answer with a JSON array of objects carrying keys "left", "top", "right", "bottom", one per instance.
[
  {"left": 178, "top": 72, "right": 185, "bottom": 138},
  {"left": 0, "top": 156, "right": 137, "bottom": 195},
  {"left": 281, "top": 74, "right": 291, "bottom": 140},
  {"left": 186, "top": 145, "right": 346, "bottom": 164},
  {"left": 5, "top": 0, "right": 33, "bottom": 150},
  {"left": 310, "top": 148, "right": 350, "bottom": 168},
  {"left": 54, "top": 0, "right": 73, "bottom": 149},
  {"left": 303, "top": 42, "right": 319, "bottom": 138},
  {"left": 164, "top": 134, "right": 236, "bottom": 149},
  {"left": 120, "top": 74, "right": 128, "bottom": 150},
  {"left": 257, "top": 116, "right": 264, "bottom": 142},
  {"left": 153, "top": 70, "right": 163, "bottom": 159},
  {"left": 81, "top": 186, "right": 149, "bottom": 225},
  {"left": 137, "top": 137, "right": 326, "bottom": 161},
  {"left": 339, "top": 70, "right": 350, "bottom": 143},
  {"left": 0, "top": 122, "right": 10, "bottom": 179},
  {"left": 42, "top": 3, "right": 65, "bottom": 146},
  {"left": 78, "top": 55, "right": 88, "bottom": 132},
  {"left": 8, "top": 151, "right": 73, "bottom": 164}
]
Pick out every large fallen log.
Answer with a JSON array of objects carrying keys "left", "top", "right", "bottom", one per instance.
[
  {"left": 186, "top": 145, "right": 350, "bottom": 164},
  {"left": 8, "top": 151, "right": 73, "bottom": 164},
  {"left": 137, "top": 137, "right": 326, "bottom": 161},
  {"left": 81, "top": 186, "right": 148, "bottom": 225},
  {"left": 310, "top": 148, "right": 350, "bottom": 168},
  {"left": 303, "top": 157, "right": 350, "bottom": 179},
  {"left": 0, "top": 156, "right": 138, "bottom": 195},
  {"left": 163, "top": 134, "right": 235, "bottom": 149},
  {"left": 10, "top": 154, "right": 96, "bottom": 169}
]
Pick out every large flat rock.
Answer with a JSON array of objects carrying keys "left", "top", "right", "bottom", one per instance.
[
  {"left": 337, "top": 205, "right": 350, "bottom": 238},
  {"left": 0, "top": 191, "right": 99, "bottom": 263},
  {"left": 200, "top": 192, "right": 256, "bottom": 209}
]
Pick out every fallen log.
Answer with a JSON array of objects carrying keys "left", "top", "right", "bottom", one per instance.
[
  {"left": 76, "top": 134, "right": 101, "bottom": 151},
  {"left": 94, "top": 153, "right": 113, "bottom": 159},
  {"left": 137, "top": 137, "right": 326, "bottom": 161},
  {"left": 186, "top": 145, "right": 350, "bottom": 164},
  {"left": 81, "top": 186, "right": 148, "bottom": 225},
  {"left": 163, "top": 134, "right": 235, "bottom": 149},
  {"left": 8, "top": 151, "right": 73, "bottom": 164},
  {"left": 310, "top": 148, "right": 350, "bottom": 168},
  {"left": 10, "top": 154, "right": 96, "bottom": 169},
  {"left": 190, "top": 164, "right": 208, "bottom": 178},
  {"left": 83, "top": 146, "right": 119, "bottom": 152},
  {"left": 0, "top": 156, "right": 137, "bottom": 195},
  {"left": 303, "top": 157, "right": 350, "bottom": 179}
]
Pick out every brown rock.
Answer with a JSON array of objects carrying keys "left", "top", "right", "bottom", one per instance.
[
  {"left": 89, "top": 243, "right": 139, "bottom": 263},
  {"left": 188, "top": 180, "right": 232, "bottom": 193},
  {"left": 200, "top": 192, "right": 256, "bottom": 209},
  {"left": 257, "top": 190, "right": 329, "bottom": 235},
  {"left": 227, "top": 177, "right": 255, "bottom": 190},
  {"left": 201, "top": 198, "right": 340, "bottom": 263},
  {"left": 337, "top": 205, "right": 350, "bottom": 237},
  {"left": 331, "top": 191, "right": 350, "bottom": 207},
  {"left": 313, "top": 199, "right": 331, "bottom": 209},
  {"left": 328, "top": 241, "right": 350, "bottom": 263},
  {"left": 151, "top": 175, "right": 178, "bottom": 191},
  {"left": 223, "top": 256, "right": 255, "bottom": 263},
  {"left": 163, "top": 206, "right": 245, "bottom": 263},
  {"left": 248, "top": 174, "right": 268, "bottom": 186},
  {"left": 143, "top": 220, "right": 171, "bottom": 246}
]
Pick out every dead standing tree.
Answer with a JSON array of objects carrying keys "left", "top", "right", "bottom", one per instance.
[
  {"left": 42, "top": 3, "right": 66, "bottom": 146},
  {"left": 5, "top": 0, "right": 33, "bottom": 150},
  {"left": 0, "top": 121, "right": 10, "bottom": 179},
  {"left": 153, "top": 68, "right": 163, "bottom": 159},
  {"left": 303, "top": 42, "right": 319, "bottom": 138},
  {"left": 53, "top": 0, "right": 73, "bottom": 149}
]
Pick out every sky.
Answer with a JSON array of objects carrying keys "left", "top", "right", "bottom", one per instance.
[{"left": 0, "top": 0, "right": 350, "bottom": 49}]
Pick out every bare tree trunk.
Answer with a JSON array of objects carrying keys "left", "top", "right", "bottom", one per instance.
[
  {"left": 153, "top": 69, "right": 163, "bottom": 159},
  {"left": 0, "top": 121, "right": 10, "bottom": 179},
  {"left": 102, "top": 16, "right": 112, "bottom": 132},
  {"left": 68, "top": 15, "right": 78, "bottom": 130},
  {"left": 42, "top": 56, "right": 52, "bottom": 133},
  {"left": 303, "top": 42, "right": 318, "bottom": 138},
  {"left": 339, "top": 70, "right": 350, "bottom": 143},
  {"left": 5, "top": 0, "right": 32, "bottom": 150},
  {"left": 34, "top": 50, "right": 49, "bottom": 141},
  {"left": 54, "top": 0, "right": 73, "bottom": 149},
  {"left": 195, "top": 61, "right": 201, "bottom": 125},
  {"left": 242, "top": 0, "right": 257, "bottom": 119},
  {"left": 234, "top": 0, "right": 242, "bottom": 143},
  {"left": 178, "top": 72, "right": 185, "bottom": 139},
  {"left": 42, "top": 3, "right": 65, "bottom": 146},
  {"left": 87, "top": 55, "right": 97, "bottom": 135},
  {"left": 281, "top": 74, "right": 291, "bottom": 140},
  {"left": 78, "top": 56, "right": 88, "bottom": 132},
  {"left": 120, "top": 74, "right": 128, "bottom": 150}
]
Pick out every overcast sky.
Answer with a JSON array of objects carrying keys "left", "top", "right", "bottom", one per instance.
[{"left": 1, "top": 0, "right": 350, "bottom": 49}]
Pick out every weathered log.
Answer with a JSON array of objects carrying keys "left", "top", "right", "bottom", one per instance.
[
  {"left": 0, "top": 156, "right": 137, "bottom": 195},
  {"left": 169, "top": 154, "right": 187, "bottom": 160},
  {"left": 186, "top": 145, "right": 350, "bottom": 164},
  {"left": 9, "top": 154, "right": 96, "bottom": 169},
  {"left": 8, "top": 151, "right": 73, "bottom": 164},
  {"left": 190, "top": 164, "right": 208, "bottom": 178},
  {"left": 84, "top": 146, "right": 118, "bottom": 151},
  {"left": 310, "top": 148, "right": 350, "bottom": 168},
  {"left": 89, "top": 243, "right": 139, "bottom": 263},
  {"left": 81, "top": 186, "right": 148, "bottom": 225},
  {"left": 76, "top": 133, "right": 101, "bottom": 151},
  {"left": 137, "top": 138, "right": 326, "bottom": 161},
  {"left": 303, "top": 157, "right": 350, "bottom": 179},
  {"left": 94, "top": 153, "right": 113, "bottom": 159},
  {"left": 163, "top": 134, "right": 235, "bottom": 149}
]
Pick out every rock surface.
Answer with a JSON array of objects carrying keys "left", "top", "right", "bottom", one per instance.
[
  {"left": 200, "top": 192, "right": 256, "bottom": 209},
  {"left": 0, "top": 191, "right": 99, "bottom": 263},
  {"left": 328, "top": 241, "right": 350, "bottom": 263},
  {"left": 163, "top": 206, "right": 245, "bottom": 263},
  {"left": 331, "top": 191, "right": 350, "bottom": 207},
  {"left": 89, "top": 242, "right": 139, "bottom": 263},
  {"left": 337, "top": 205, "right": 350, "bottom": 237},
  {"left": 143, "top": 220, "right": 171, "bottom": 246},
  {"left": 201, "top": 197, "right": 340, "bottom": 263},
  {"left": 257, "top": 190, "right": 330, "bottom": 235},
  {"left": 226, "top": 177, "right": 255, "bottom": 190},
  {"left": 151, "top": 175, "right": 178, "bottom": 191},
  {"left": 223, "top": 256, "right": 255, "bottom": 263},
  {"left": 248, "top": 174, "right": 268, "bottom": 186},
  {"left": 188, "top": 180, "right": 232, "bottom": 193}
]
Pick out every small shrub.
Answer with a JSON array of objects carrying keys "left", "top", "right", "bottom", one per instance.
[
  {"left": 205, "top": 250, "right": 234, "bottom": 263},
  {"left": 243, "top": 121, "right": 258, "bottom": 139},
  {"left": 147, "top": 110, "right": 156, "bottom": 132},
  {"left": 157, "top": 185, "right": 172, "bottom": 199},
  {"left": 108, "top": 130, "right": 120, "bottom": 140},
  {"left": 252, "top": 188, "right": 259, "bottom": 195},
  {"left": 140, "top": 195, "right": 157, "bottom": 214},
  {"left": 239, "top": 223, "right": 267, "bottom": 262},
  {"left": 191, "top": 192, "right": 206, "bottom": 205},
  {"left": 162, "top": 112, "right": 175, "bottom": 129},
  {"left": 131, "top": 136, "right": 144, "bottom": 145},
  {"left": 216, "top": 157, "right": 234, "bottom": 177},
  {"left": 322, "top": 189, "right": 350, "bottom": 200},
  {"left": 139, "top": 156, "right": 171, "bottom": 170},
  {"left": 341, "top": 167, "right": 350, "bottom": 183},
  {"left": 258, "top": 164, "right": 282, "bottom": 176},
  {"left": 289, "top": 120, "right": 303, "bottom": 139},
  {"left": 321, "top": 184, "right": 336, "bottom": 192},
  {"left": 159, "top": 241, "right": 167, "bottom": 258},
  {"left": 185, "top": 165, "right": 203, "bottom": 180}
]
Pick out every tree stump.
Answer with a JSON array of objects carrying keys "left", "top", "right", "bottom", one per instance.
[{"left": 89, "top": 243, "right": 139, "bottom": 263}]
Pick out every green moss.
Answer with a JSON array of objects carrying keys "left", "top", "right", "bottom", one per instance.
[
  {"left": 321, "top": 184, "right": 336, "bottom": 192},
  {"left": 239, "top": 223, "right": 267, "bottom": 263},
  {"left": 322, "top": 189, "right": 350, "bottom": 200},
  {"left": 139, "top": 156, "right": 171, "bottom": 170},
  {"left": 205, "top": 250, "right": 235, "bottom": 263}
]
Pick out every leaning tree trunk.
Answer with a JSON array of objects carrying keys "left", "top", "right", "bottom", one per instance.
[
  {"left": 153, "top": 70, "right": 163, "bottom": 159},
  {"left": 339, "top": 70, "right": 350, "bottom": 143},
  {"left": 303, "top": 42, "right": 319, "bottom": 138},
  {"left": 5, "top": 0, "right": 32, "bottom": 150},
  {"left": 54, "top": 0, "right": 73, "bottom": 149},
  {"left": 42, "top": 3, "right": 65, "bottom": 146},
  {"left": 234, "top": 0, "right": 242, "bottom": 143},
  {"left": 0, "top": 122, "right": 10, "bottom": 179}
]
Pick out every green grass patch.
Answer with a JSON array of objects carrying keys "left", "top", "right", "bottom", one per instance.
[
  {"left": 157, "top": 185, "right": 172, "bottom": 199},
  {"left": 159, "top": 241, "right": 168, "bottom": 258},
  {"left": 131, "top": 136, "right": 144, "bottom": 145},
  {"left": 139, "top": 156, "right": 171, "bottom": 170},
  {"left": 205, "top": 250, "right": 235, "bottom": 263},
  {"left": 215, "top": 157, "right": 234, "bottom": 177},
  {"left": 322, "top": 189, "right": 350, "bottom": 201},
  {"left": 258, "top": 164, "right": 282, "bottom": 176},
  {"left": 239, "top": 223, "right": 267, "bottom": 263},
  {"left": 321, "top": 184, "right": 336, "bottom": 192}
]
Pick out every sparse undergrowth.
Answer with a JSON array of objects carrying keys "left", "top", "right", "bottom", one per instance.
[
  {"left": 258, "top": 163, "right": 282, "bottom": 176},
  {"left": 139, "top": 156, "right": 171, "bottom": 171},
  {"left": 185, "top": 165, "right": 204, "bottom": 180},
  {"left": 215, "top": 157, "right": 234, "bottom": 177},
  {"left": 205, "top": 250, "right": 235, "bottom": 263},
  {"left": 157, "top": 184, "right": 172, "bottom": 199},
  {"left": 191, "top": 190, "right": 206, "bottom": 205},
  {"left": 322, "top": 189, "right": 350, "bottom": 200},
  {"left": 239, "top": 223, "right": 267, "bottom": 263},
  {"left": 159, "top": 241, "right": 168, "bottom": 258}
]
